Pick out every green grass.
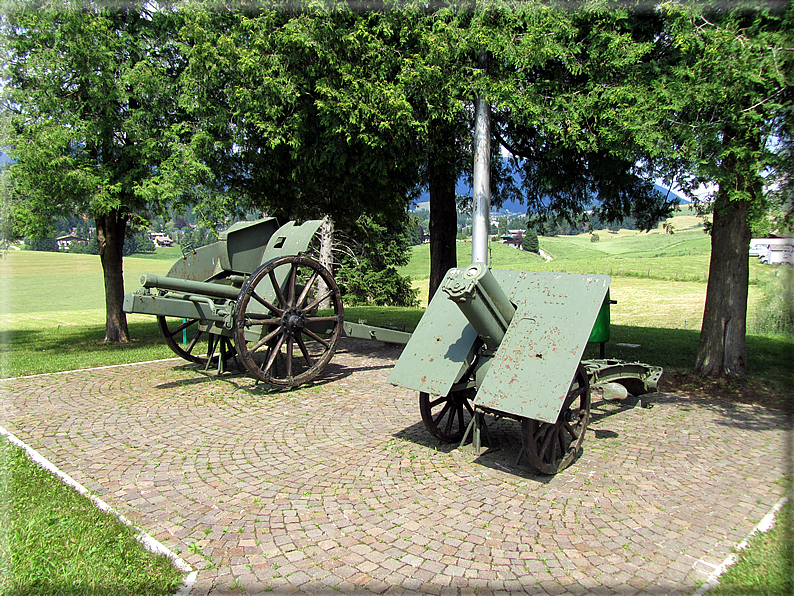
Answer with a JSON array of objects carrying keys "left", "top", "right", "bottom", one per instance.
[
  {"left": 400, "top": 228, "right": 761, "bottom": 285},
  {"left": 398, "top": 207, "right": 765, "bottom": 287},
  {"left": 0, "top": 249, "right": 175, "bottom": 314},
  {"left": 341, "top": 305, "right": 425, "bottom": 332},
  {"left": 2, "top": 316, "right": 177, "bottom": 378},
  {"left": 750, "top": 268, "right": 794, "bottom": 337},
  {"left": 0, "top": 308, "right": 423, "bottom": 379},
  {"left": 0, "top": 438, "right": 185, "bottom": 596},
  {"left": 0, "top": 249, "right": 187, "bottom": 593},
  {"left": 710, "top": 496, "right": 793, "bottom": 596},
  {"left": 0, "top": 248, "right": 181, "bottom": 378}
]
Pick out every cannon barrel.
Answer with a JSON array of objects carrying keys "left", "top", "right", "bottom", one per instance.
[
  {"left": 441, "top": 263, "right": 516, "bottom": 351},
  {"left": 140, "top": 273, "right": 241, "bottom": 301}
]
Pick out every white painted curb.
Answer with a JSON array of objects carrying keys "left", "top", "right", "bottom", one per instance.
[
  {"left": 692, "top": 495, "right": 789, "bottom": 596},
  {"left": 0, "top": 358, "right": 182, "bottom": 382},
  {"left": 0, "top": 425, "right": 196, "bottom": 595}
]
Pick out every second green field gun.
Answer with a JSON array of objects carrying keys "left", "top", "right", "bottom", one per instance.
[{"left": 124, "top": 217, "right": 410, "bottom": 386}]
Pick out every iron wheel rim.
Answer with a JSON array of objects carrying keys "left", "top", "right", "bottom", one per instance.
[
  {"left": 521, "top": 363, "right": 591, "bottom": 475},
  {"left": 419, "top": 390, "right": 475, "bottom": 442},
  {"left": 233, "top": 255, "right": 343, "bottom": 386}
]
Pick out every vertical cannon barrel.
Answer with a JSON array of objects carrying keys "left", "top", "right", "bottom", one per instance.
[{"left": 441, "top": 263, "right": 515, "bottom": 351}]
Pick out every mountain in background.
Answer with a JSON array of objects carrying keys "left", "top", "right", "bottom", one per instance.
[{"left": 413, "top": 179, "right": 689, "bottom": 213}]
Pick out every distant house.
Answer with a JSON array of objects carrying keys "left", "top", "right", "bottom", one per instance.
[
  {"left": 56, "top": 234, "right": 88, "bottom": 250},
  {"left": 149, "top": 232, "right": 174, "bottom": 248},
  {"left": 501, "top": 229, "right": 524, "bottom": 249}
]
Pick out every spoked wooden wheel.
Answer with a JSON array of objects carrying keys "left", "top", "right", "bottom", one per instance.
[
  {"left": 521, "top": 363, "right": 591, "bottom": 475},
  {"left": 233, "top": 255, "right": 344, "bottom": 386},
  {"left": 157, "top": 316, "right": 232, "bottom": 365},
  {"left": 419, "top": 390, "right": 475, "bottom": 442}
]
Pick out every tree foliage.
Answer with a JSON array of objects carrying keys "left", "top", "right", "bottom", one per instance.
[
  {"left": 333, "top": 215, "right": 418, "bottom": 307},
  {"left": 176, "top": 5, "right": 432, "bottom": 305},
  {"left": 2, "top": 1, "right": 789, "bottom": 377},
  {"left": 653, "top": 2, "right": 792, "bottom": 377},
  {"left": 480, "top": 5, "right": 677, "bottom": 232},
  {"left": 177, "top": 5, "right": 425, "bottom": 228},
  {"left": 405, "top": 1, "right": 789, "bottom": 378},
  {"left": 122, "top": 232, "right": 155, "bottom": 256},
  {"left": 2, "top": 1, "right": 189, "bottom": 341},
  {"left": 522, "top": 227, "right": 539, "bottom": 253}
]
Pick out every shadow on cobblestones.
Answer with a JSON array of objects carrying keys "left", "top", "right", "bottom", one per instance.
[
  {"left": 5, "top": 341, "right": 790, "bottom": 596},
  {"left": 651, "top": 392, "right": 791, "bottom": 433},
  {"left": 159, "top": 352, "right": 398, "bottom": 395},
  {"left": 393, "top": 411, "right": 553, "bottom": 482}
]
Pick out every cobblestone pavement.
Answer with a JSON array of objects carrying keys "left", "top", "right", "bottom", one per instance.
[{"left": 2, "top": 338, "right": 790, "bottom": 595}]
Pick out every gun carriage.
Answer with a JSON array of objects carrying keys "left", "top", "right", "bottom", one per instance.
[
  {"left": 388, "top": 263, "right": 661, "bottom": 474},
  {"left": 126, "top": 216, "right": 661, "bottom": 475},
  {"left": 124, "top": 217, "right": 409, "bottom": 387}
]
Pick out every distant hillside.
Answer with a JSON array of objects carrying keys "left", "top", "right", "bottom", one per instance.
[{"left": 413, "top": 175, "right": 688, "bottom": 214}]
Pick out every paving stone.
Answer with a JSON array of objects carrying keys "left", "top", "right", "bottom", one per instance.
[{"left": 2, "top": 338, "right": 788, "bottom": 595}]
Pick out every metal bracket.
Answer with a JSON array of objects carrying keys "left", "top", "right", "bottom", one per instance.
[{"left": 460, "top": 410, "right": 498, "bottom": 455}]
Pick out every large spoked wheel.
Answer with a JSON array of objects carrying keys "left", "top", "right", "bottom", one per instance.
[
  {"left": 521, "top": 363, "right": 591, "bottom": 475},
  {"left": 419, "top": 390, "right": 475, "bottom": 443},
  {"left": 157, "top": 316, "right": 229, "bottom": 365},
  {"left": 233, "top": 255, "right": 344, "bottom": 386}
]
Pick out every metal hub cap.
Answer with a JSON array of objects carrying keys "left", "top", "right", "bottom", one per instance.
[{"left": 282, "top": 307, "right": 305, "bottom": 336}]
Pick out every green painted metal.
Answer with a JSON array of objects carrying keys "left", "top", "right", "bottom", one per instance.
[
  {"left": 219, "top": 218, "right": 280, "bottom": 274},
  {"left": 583, "top": 359, "right": 663, "bottom": 395},
  {"left": 389, "top": 268, "right": 612, "bottom": 425},
  {"left": 441, "top": 263, "right": 515, "bottom": 351},
  {"left": 343, "top": 322, "right": 412, "bottom": 345},
  {"left": 166, "top": 242, "right": 224, "bottom": 282},
  {"left": 125, "top": 217, "right": 325, "bottom": 333},
  {"left": 160, "top": 218, "right": 323, "bottom": 286},
  {"left": 262, "top": 220, "right": 324, "bottom": 262},
  {"left": 140, "top": 273, "right": 241, "bottom": 300},
  {"left": 386, "top": 267, "right": 480, "bottom": 396},
  {"left": 246, "top": 220, "right": 326, "bottom": 307},
  {"left": 588, "top": 289, "right": 611, "bottom": 344},
  {"left": 122, "top": 292, "right": 230, "bottom": 323},
  {"left": 473, "top": 271, "right": 610, "bottom": 424}
]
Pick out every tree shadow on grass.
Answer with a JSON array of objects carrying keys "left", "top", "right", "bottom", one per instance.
[{"left": 3, "top": 320, "right": 168, "bottom": 369}]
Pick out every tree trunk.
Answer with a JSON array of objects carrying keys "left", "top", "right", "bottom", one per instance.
[
  {"left": 318, "top": 216, "right": 334, "bottom": 309},
  {"left": 428, "top": 161, "right": 458, "bottom": 300},
  {"left": 695, "top": 190, "right": 751, "bottom": 378},
  {"left": 96, "top": 209, "right": 131, "bottom": 343}
]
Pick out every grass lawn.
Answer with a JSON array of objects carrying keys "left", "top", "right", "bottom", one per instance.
[
  {"left": 0, "top": 249, "right": 182, "bottom": 378},
  {"left": 1, "top": 249, "right": 189, "bottom": 594},
  {"left": 0, "top": 249, "right": 175, "bottom": 315},
  {"left": 710, "top": 495, "right": 794, "bottom": 596},
  {"left": 0, "top": 437, "right": 186, "bottom": 596}
]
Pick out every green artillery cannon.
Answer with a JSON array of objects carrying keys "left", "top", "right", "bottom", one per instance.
[
  {"left": 124, "top": 217, "right": 410, "bottom": 386},
  {"left": 387, "top": 94, "right": 661, "bottom": 475},
  {"left": 388, "top": 263, "right": 662, "bottom": 475}
]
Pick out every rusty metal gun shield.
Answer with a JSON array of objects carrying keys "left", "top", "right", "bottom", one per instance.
[
  {"left": 475, "top": 272, "right": 610, "bottom": 424},
  {"left": 387, "top": 268, "right": 479, "bottom": 397}
]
